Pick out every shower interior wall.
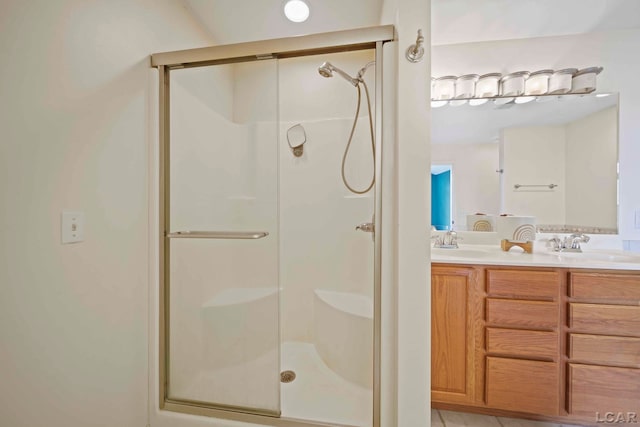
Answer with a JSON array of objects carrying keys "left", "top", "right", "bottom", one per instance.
[{"left": 168, "top": 49, "right": 376, "bottom": 409}]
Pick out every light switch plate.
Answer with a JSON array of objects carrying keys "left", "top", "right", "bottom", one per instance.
[{"left": 61, "top": 211, "right": 84, "bottom": 244}]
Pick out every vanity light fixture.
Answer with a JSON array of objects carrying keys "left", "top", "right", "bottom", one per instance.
[
  {"left": 476, "top": 73, "right": 501, "bottom": 98},
  {"left": 284, "top": 0, "right": 310, "bottom": 23},
  {"left": 525, "top": 69, "right": 553, "bottom": 95},
  {"left": 572, "top": 67, "right": 603, "bottom": 94},
  {"left": 469, "top": 98, "right": 488, "bottom": 106},
  {"left": 455, "top": 74, "right": 479, "bottom": 99},
  {"left": 449, "top": 99, "right": 468, "bottom": 107},
  {"left": 514, "top": 96, "right": 535, "bottom": 104},
  {"left": 500, "top": 71, "right": 530, "bottom": 97},
  {"left": 430, "top": 66, "right": 603, "bottom": 108},
  {"left": 549, "top": 68, "right": 577, "bottom": 94},
  {"left": 433, "top": 76, "right": 456, "bottom": 100},
  {"left": 494, "top": 97, "right": 514, "bottom": 106},
  {"left": 596, "top": 93, "right": 612, "bottom": 98}
]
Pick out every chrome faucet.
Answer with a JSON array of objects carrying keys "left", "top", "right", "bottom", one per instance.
[
  {"left": 565, "top": 233, "right": 590, "bottom": 251},
  {"left": 433, "top": 230, "right": 459, "bottom": 249},
  {"left": 547, "top": 233, "right": 590, "bottom": 253}
]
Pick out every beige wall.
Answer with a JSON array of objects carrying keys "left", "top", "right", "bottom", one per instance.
[
  {"left": 565, "top": 106, "right": 618, "bottom": 228},
  {"left": 0, "top": 1, "right": 213, "bottom": 426},
  {"left": 501, "top": 126, "right": 567, "bottom": 224}
]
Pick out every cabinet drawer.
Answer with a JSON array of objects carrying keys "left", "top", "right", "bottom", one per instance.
[
  {"left": 487, "top": 328, "right": 557, "bottom": 360},
  {"left": 569, "top": 303, "right": 640, "bottom": 337},
  {"left": 486, "top": 357, "right": 559, "bottom": 416},
  {"left": 569, "top": 272, "right": 640, "bottom": 301},
  {"left": 569, "top": 334, "right": 640, "bottom": 367},
  {"left": 568, "top": 363, "right": 640, "bottom": 416},
  {"left": 487, "top": 299, "right": 558, "bottom": 330},
  {"left": 487, "top": 269, "right": 560, "bottom": 300}
]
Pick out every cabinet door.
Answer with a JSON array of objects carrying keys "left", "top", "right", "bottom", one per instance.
[
  {"left": 431, "top": 265, "right": 482, "bottom": 405},
  {"left": 568, "top": 364, "right": 640, "bottom": 417},
  {"left": 486, "top": 357, "right": 559, "bottom": 416}
]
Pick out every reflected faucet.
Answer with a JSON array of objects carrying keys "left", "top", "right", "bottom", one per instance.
[{"left": 432, "top": 230, "right": 459, "bottom": 249}]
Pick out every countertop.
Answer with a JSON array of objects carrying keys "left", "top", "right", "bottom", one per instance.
[{"left": 431, "top": 244, "right": 640, "bottom": 271}]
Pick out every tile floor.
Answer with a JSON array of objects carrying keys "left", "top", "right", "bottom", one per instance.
[{"left": 433, "top": 409, "right": 592, "bottom": 427}]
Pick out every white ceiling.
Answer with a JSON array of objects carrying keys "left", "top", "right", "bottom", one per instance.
[
  {"left": 182, "top": 0, "right": 640, "bottom": 46},
  {"left": 431, "top": 0, "right": 640, "bottom": 45}
]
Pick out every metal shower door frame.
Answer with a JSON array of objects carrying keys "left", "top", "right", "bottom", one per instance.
[{"left": 153, "top": 25, "right": 394, "bottom": 427}]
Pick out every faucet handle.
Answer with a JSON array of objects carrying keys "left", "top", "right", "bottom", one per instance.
[
  {"left": 567, "top": 233, "right": 590, "bottom": 250},
  {"left": 546, "top": 236, "right": 563, "bottom": 251}
]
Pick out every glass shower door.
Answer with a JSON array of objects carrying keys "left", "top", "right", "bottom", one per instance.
[{"left": 165, "top": 60, "right": 280, "bottom": 415}]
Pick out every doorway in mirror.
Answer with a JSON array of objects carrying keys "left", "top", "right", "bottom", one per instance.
[{"left": 432, "top": 164, "right": 453, "bottom": 230}]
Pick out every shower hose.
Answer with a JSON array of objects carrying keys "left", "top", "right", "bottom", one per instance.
[{"left": 342, "top": 80, "right": 375, "bottom": 194}]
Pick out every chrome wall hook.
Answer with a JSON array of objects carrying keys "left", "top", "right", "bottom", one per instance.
[
  {"left": 405, "top": 29, "right": 425, "bottom": 63},
  {"left": 287, "top": 123, "right": 306, "bottom": 157}
]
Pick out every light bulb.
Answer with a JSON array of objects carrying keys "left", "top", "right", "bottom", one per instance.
[
  {"left": 431, "top": 100, "right": 448, "bottom": 108},
  {"left": 469, "top": 98, "right": 488, "bottom": 106},
  {"left": 284, "top": 0, "right": 309, "bottom": 23},
  {"left": 449, "top": 99, "right": 467, "bottom": 107},
  {"left": 494, "top": 97, "right": 514, "bottom": 105},
  {"left": 515, "top": 96, "right": 535, "bottom": 104}
]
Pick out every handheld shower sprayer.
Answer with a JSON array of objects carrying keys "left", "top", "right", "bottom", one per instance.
[
  {"left": 317, "top": 61, "right": 359, "bottom": 86},
  {"left": 317, "top": 60, "right": 376, "bottom": 194}
]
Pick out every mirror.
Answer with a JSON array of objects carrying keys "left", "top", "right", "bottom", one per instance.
[{"left": 431, "top": 93, "right": 619, "bottom": 234}]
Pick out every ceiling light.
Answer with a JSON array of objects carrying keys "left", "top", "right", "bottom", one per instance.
[
  {"left": 494, "top": 97, "right": 514, "bottom": 105},
  {"left": 515, "top": 96, "right": 535, "bottom": 104},
  {"left": 596, "top": 93, "right": 611, "bottom": 98},
  {"left": 449, "top": 99, "right": 467, "bottom": 107},
  {"left": 469, "top": 98, "right": 488, "bottom": 107},
  {"left": 284, "top": 0, "right": 309, "bottom": 23}
]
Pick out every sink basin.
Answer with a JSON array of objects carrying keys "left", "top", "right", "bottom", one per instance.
[{"left": 543, "top": 251, "right": 640, "bottom": 264}]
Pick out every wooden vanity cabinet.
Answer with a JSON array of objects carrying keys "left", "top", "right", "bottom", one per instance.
[
  {"left": 431, "top": 264, "right": 640, "bottom": 425},
  {"left": 431, "top": 265, "right": 483, "bottom": 405},
  {"left": 566, "top": 271, "right": 640, "bottom": 419},
  {"left": 484, "top": 268, "right": 562, "bottom": 416}
]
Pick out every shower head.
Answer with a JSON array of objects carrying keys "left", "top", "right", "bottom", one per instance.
[
  {"left": 318, "top": 61, "right": 333, "bottom": 78},
  {"left": 318, "top": 61, "right": 359, "bottom": 86}
]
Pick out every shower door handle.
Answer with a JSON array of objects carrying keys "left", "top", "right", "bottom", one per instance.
[
  {"left": 166, "top": 231, "right": 269, "bottom": 239},
  {"left": 355, "top": 223, "right": 375, "bottom": 233}
]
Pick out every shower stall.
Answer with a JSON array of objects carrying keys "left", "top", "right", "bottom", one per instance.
[{"left": 152, "top": 26, "right": 394, "bottom": 427}]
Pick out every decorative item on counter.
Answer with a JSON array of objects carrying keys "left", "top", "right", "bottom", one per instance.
[
  {"left": 497, "top": 214, "right": 536, "bottom": 253},
  {"left": 548, "top": 68, "right": 577, "bottom": 94},
  {"left": 467, "top": 213, "right": 495, "bottom": 232},
  {"left": 571, "top": 66, "right": 603, "bottom": 94}
]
